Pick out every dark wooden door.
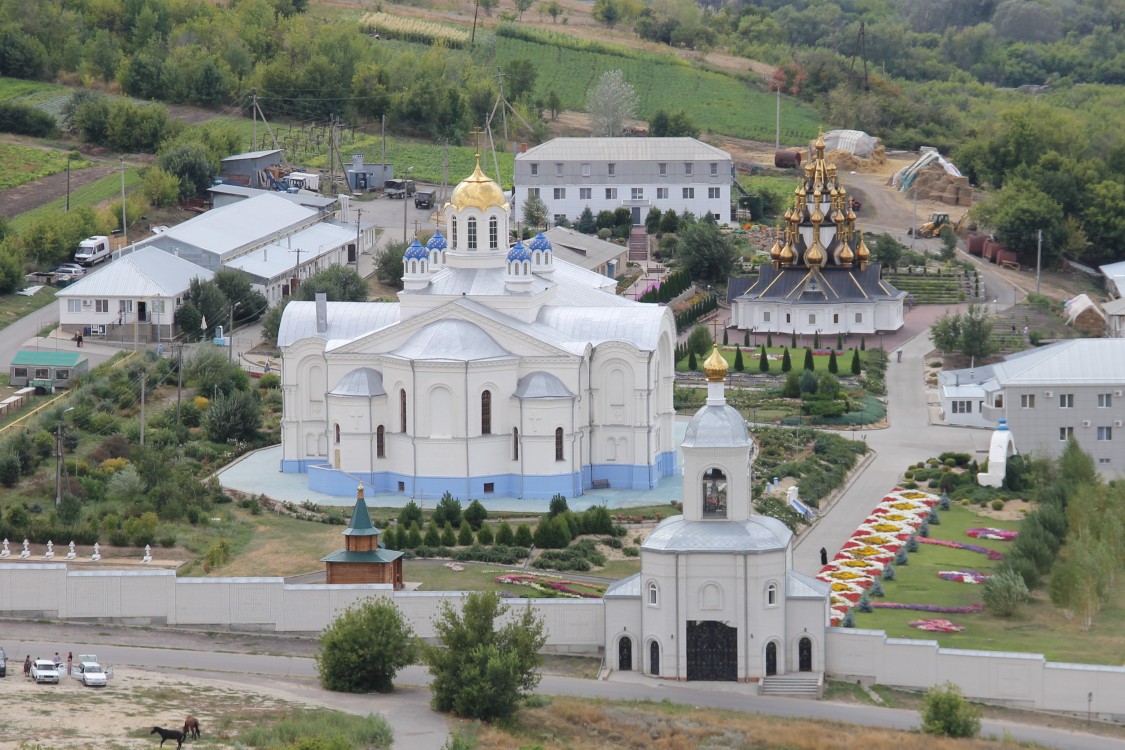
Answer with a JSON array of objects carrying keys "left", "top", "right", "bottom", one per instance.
[
  {"left": 686, "top": 620, "right": 738, "bottom": 681},
  {"left": 618, "top": 636, "right": 632, "bottom": 671},
  {"left": 799, "top": 637, "right": 813, "bottom": 672},
  {"left": 765, "top": 641, "right": 777, "bottom": 676},
  {"left": 649, "top": 640, "right": 660, "bottom": 676}
]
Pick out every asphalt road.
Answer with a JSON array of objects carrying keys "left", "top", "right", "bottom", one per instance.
[{"left": 2, "top": 623, "right": 1121, "bottom": 750}]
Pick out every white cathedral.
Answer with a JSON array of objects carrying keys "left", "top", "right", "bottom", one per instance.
[
  {"left": 278, "top": 158, "right": 677, "bottom": 499},
  {"left": 606, "top": 347, "right": 828, "bottom": 680}
]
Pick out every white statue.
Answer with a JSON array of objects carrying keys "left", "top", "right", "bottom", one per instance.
[
  {"left": 91, "top": 542, "right": 101, "bottom": 562},
  {"left": 0, "top": 538, "right": 9, "bottom": 558},
  {"left": 66, "top": 541, "right": 76, "bottom": 560},
  {"left": 142, "top": 545, "right": 152, "bottom": 564},
  {"left": 19, "top": 539, "right": 30, "bottom": 558},
  {"left": 44, "top": 540, "right": 54, "bottom": 559}
]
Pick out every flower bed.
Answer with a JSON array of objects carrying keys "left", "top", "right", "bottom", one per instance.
[
  {"left": 494, "top": 572, "right": 606, "bottom": 599},
  {"left": 966, "top": 527, "right": 1018, "bottom": 541},
  {"left": 908, "top": 618, "right": 965, "bottom": 633},
  {"left": 919, "top": 537, "right": 1004, "bottom": 560},
  {"left": 937, "top": 570, "right": 989, "bottom": 584},
  {"left": 871, "top": 602, "right": 984, "bottom": 614},
  {"left": 819, "top": 488, "right": 940, "bottom": 624}
]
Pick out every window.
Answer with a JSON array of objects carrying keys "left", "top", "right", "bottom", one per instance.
[
  {"left": 710, "top": 162, "right": 718, "bottom": 175},
  {"left": 1021, "top": 394, "right": 1036, "bottom": 408},
  {"left": 951, "top": 400, "right": 972, "bottom": 414},
  {"left": 484, "top": 482, "right": 494, "bottom": 493},
  {"left": 376, "top": 426, "right": 385, "bottom": 457},
  {"left": 608, "top": 162, "right": 616, "bottom": 176},
  {"left": 398, "top": 481, "right": 405, "bottom": 492},
  {"left": 95, "top": 300, "right": 109, "bottom": 313},
  {"left": 452, "top": 218, "right": 458, "bottom": 247},
  {"left": 656, "top": 187, "right": 668, "bottom": 199},
  {"left": 855, "top": 312, "right": 863, "bottom": 323},
  {"left": 605, "top": 188, "right": 618, "bottom": 199},
  {"left": 785, "top": 313, "right": 791, "bottom": 324},
  {"left": 1099, "top": 393, "right": 1113, "bottom": 408},
  {"left": 631, "top": 188, "right": 643, "bottom": 200},
  {"left": 833, "top": 313, "right": 840, "bottom": 324},
  {"left": 467, "top": 217, "right": 477, "bottom": 250},
  {"left": 513, "top": 428, "right": 519, "bottom": 460},
  {"left": 708, "top": 187, "right": 720, "bottom": 199},
  {"left": 334, "top": 424, "right": 341, "bottom": 444},
  {"left": 1060, "top": 426, "right": 1074, "bottom": 441},
  {"left": 684, "top": 162, "right": 693, "bottom": 175},
  {"left": 555, "top": 427, "right": 564, "bottom": 461},
  {"left": 767, "top": 582, "right": 778, "bottom": 607},
  {"left": 647, "top": 581, "right": 658, "bottom": 606},
  {"left": 67, "top": 299, "right": 81, "bottom": 313},
  {"left": 682, "top": 187, "right": 694, "bottom": 199},
  {"left": 581, "top": 162, "right": 590, "bottom": 176},
  {"left": 527, "top": 187, "right": 540, "bottom": 198},
  {"left": 1099, "top": 458, "right": 1111, "bottom": 464},
  {"left": 1059, "top": 393, "right": 1074, "bottom": 408},
  {"left": 530, "top": 163, "right": 539, "bottom": 175},
  {"left": 555, "top": 163, "right": 563, "bottom": 176},
  {"left": 702, "top": 467, "right": 727, "bottom": 518},
  {"left": 808, "top": 314, "right": 816, "bottom": 325},
  {"left": 152, "top": 300, "right": 165, "bottom": 314},
  {"left": 35, "top": 368, "right": 49, "bottom": 379},
  {"left": 553, "top": 187, "right": 566, "bottom": 199},
  {"left": 763, "top": 312, "right": 771, "bottom": 322},
  {"left": 56, "top": 369, "right": 69, "bottom": 379},
  {"left": 553, "top": 214, "right": 567, "bottom": 224},
  {"left": 1098, "top": 426, "right": 1113, "bottom": 441},
  {"left": 489, "top": 217, "right": 498, "bottom": 249},
  {"left": 119, "top": 300, "right": 132, "bottom": 313},
  {"left": 658, "top": 162, "right": 667, "bottom": 176},
  {"left": 994, "top": 395, "right": 1004, "bottom": 408},
  {"left": 481, "top": 390, "right": 492, "bottom": 435},
  {"left": 12, "top": 367, "right": 26, "bottom": 378},
  {"left": 400, "top": 389, "right": 407, "bottom": 433},
  {"left": 580, "top": 187, "right": 591, "bottom": 200}
]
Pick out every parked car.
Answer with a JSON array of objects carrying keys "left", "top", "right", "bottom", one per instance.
[
  {"left": 75, "top": 660, "right": 107, "bottom": 687},
  {"left": 54, "top": 263, "right": 86, "bottom": 277},
  {"left": 30, "top": 659, "right": 59, "bottom": 684},
  {"left": 414, "top": 190, "right": 435, "bottom": 209},
  {"left": 0, "top": 645, "right": 7, "bottom": 677}
]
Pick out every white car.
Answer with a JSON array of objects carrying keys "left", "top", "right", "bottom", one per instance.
[
  {"left": 75, "top": 661, "right": 107, "bottom": 687},
  {"left": 54, "top": 263, "right": 86, "bottom": 277},
  {"left": 30, "top": 659, "right": 59, "bottom": 684}
]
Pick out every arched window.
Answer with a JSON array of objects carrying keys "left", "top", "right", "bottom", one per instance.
[
  {"left": 420, "top": 260, "right": 426, "bottom": 273},
  {"left": 702, "top": 467, "right": 728, "bottom": 518},
  {"left": 481, "top": 390, "right": 492, "bottom": 435},
  {"left": 555, "top": 427, "right": 564, "bottom": 461},
  {"left": 534, "top": 251, "right": 541, "bottom": 265},
  {"left": 452, "top": 218, "right": 458, "bottom": 249},
  {"left": 489, "top": 216, "right": 498, "bottom": 249},
  {"left": 647, "top": 581, "right": 658, "bottom": 606},
  {"left": 467, "top": 217, "right": 477, "bottom": 250},
  {"left": 399, "top": 389, "right": 407, "bottom": 433},
  {"left": 334, "top": 423, "right": 340, "bottom": 444},
  {"left": 649, "top": 641, "right": 660, "bottom": 676},
  {"left": 767, "top": 581, "right": 778, "bottom": 607},
  {"left": 376, "top": 425, "right": 385, "bottom": 458},
  {"left": 512, "top": 428, "right": 519, "bottom": 460},
  {"left": 410, "top": 260, "right": 416, "bottom": 274}
]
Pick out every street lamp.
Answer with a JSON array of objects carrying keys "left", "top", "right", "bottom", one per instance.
[
  {"left": 403, "top": 166, "right": 414, "bottom": 242},
  {"left": 55, "top": 406, "right": 75, "bottom": 506}
]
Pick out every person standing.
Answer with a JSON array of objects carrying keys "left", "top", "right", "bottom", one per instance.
[
  {"left": 819, "top": 547, "right": 828, "bottom": 566},
  {"left": 23, "top": 655, "right": 30, "bottom": 678},
  {"left": 67, "top": 651, "right": 73, "bottom": 676},
  {"left": 53, "top": 651, "right": 61, "bottom": 670}
]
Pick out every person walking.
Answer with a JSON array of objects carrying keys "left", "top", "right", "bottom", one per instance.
[
  {"left": 67, "top": 651, "right": 73, "bottom": 676},
  {"left": 23, "top": 655, "right": 31, "bottom": 678},
  {"left": 819, "top": 547, "right": 828, "bottom": 566},
  {"left": 53, "top": 651, "right": 62, "bottom": 670}
]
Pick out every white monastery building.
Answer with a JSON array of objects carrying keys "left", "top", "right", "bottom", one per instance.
[
  {"left": 278, "top": 158, "right": 678, "bottom": 500},
  {"left": 730, "top": 135, "right": 905, "bottom": 336},
  {"left": 513, "top": 137, "right": 735, "bottom": 227},
  {"left": 606, "top": 346, "right": 829, "bottom": 680}
]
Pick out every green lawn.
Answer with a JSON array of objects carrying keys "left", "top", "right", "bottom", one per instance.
[
  {"left": 0, "top": 291, "right": 56, "bottom": 331},
  {"left": 853, "top": 503, "right": 1125, "bottom": 665}
]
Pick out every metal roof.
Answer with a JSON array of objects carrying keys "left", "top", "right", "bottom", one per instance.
[
  {"left": 1103, "top": 297, "right": 1125, "bottom": 315},
  {"left": 604, "top": 573, "right": 641, "bottom": 598},
  {"left": 320, "top": 549, "right": 403, "bottom": 563},
  {"left": 787, "top": 570, "right": 830, "bottom": 599},
  {"left": 226, "top": 223, "right": 354, "bottom": 282},
  {"left": 278, "top": 301, "right": 401, "bottom": 347},
  {"left": 209, "top": 184, "right": 338, "bottom": 210},
  {"left": 543, "top": 227, "right": 626, "bottom": 271},
  {"left": 736, "top": 264, "right": 905, "bottom": 304},
  {"left": 518, "top": 137, "right": 730, "bottom": 163},
  {"left": 150, "top": 194, "right": 317, "bottom": 260},
  {"left": 11, "top": 351, "right": 85, "bottom": 367},
  {"left": 412, "top": 267, "right": 552, "bottom": 297},
  {"left": 515, "top": 371, "right": 575, "bottom": 400},
  {"left": 221, "top": 149, "right": 282, "bottom": 163},
  {"left": 344, "top": 496, "right": 377, "bottom": 536},
  {"left": 537, "top": 303, "right": 669, "bottom": 351},
  {"left": 988, "top": 339, "right": 1125, "bottom": 386},
  {"left": 54, "top": 246, "right": 213, "bottom": 299},
  {"left": 329, "top": 367, "right": 386, "bottom": 397},
  {"left": 643, "top": 516, "right": 792, "bottom": 553},
  {"left": 389, "top": 319, "right": 515, "bottom": 362},
  {"left": 1100, "top": 260, "right": 1125, "bottom": 297},
  {"left": 682, "top": 404, "right": 752, "bottom": 449}
]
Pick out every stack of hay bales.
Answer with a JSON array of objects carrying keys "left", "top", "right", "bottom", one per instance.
[
  {"left": 909, "top": 164, "right": 973, "bottom": 206},
  {"left": 823, "top": 146, "right": 887, "bottom": 172},
  {"left": 1065, "top": 294, "right": 1107, "bottom": 335}
]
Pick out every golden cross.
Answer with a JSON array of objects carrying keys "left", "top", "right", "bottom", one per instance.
[
  {"left": 710, "top": 316, "right": 721, "bottom": 343},
  {"left": 470, "top": 127, "right": 485, "bottom": 153}
]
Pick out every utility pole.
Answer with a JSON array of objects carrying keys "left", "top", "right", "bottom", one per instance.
[
  {"left": 381, "top": 115, "right": 386, "bottom": 173},
  {"left": 252, "top": 89, "right": 257, "bottom": 151},
  {"left": 66, "top": 155, "right": 71, "bottom": 212},
  {"left": 175, "top": 344, "right": 184, "bottom": 426},
  {"left": 139, "top": 372, "right": 146, "bottom": 447},
  {"left": 1035, "top": 229, "right": 1042, "bottom": 295},
  {"left": 121, "top": 159, "right": 128, "bottom": 248},
  {"left": 289, "top": 247, "right": 304, "bottom": 296},
  {"left": 910, "top": 187, "right": 918, "bottom": 251},
  {"left": 775, "top": 86, "right": 780, "bottom": 151},
  {"left": 355, "top": 207, "right": 363, "bottom": 264}
]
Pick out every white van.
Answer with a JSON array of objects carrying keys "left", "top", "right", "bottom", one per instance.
[{"left": 74, "top": 236, "right": 112, "bottom": 266}]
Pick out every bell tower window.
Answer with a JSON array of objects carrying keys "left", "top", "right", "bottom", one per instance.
[
  {"left": 467, "top": 217, "right": 478, "bottom": 250},
  {"left": 702, "top": 467, "right": 727, "bottom": 518},
  {"left": 452, "top": 218, "right": 458, "bottom": 249},
  {"left": 489, "top": 216, "right": 498, "bottom": 249}
]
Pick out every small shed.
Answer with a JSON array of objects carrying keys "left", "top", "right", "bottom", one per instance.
[
  {"left": 9, "top": 350, "right": 88, "bottom": 391},
  {"left": 1104, "top": 297, "right": 1125, "bottom": 338},
  {"left": 219, "top": 149, "right": 283, "bottom": 189},
  {"left": 345, "top": 155, "right": 393, "bottom": 192},
  {"left": 321, "top": 485, "right": 403, "bottom": 588}
]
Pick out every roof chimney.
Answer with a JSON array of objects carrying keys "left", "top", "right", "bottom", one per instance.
[
  {"left": 339, "top": 194, "right": 350, "bottom": 223},
  {"left": 315, "top": 292, "right": 328, "bottom": 334}
]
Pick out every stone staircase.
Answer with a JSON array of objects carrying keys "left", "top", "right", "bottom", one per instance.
[
  {"left": 759, "top": 673, "right": 822, "bottom": 698},
  {"left": 628, "top": 226, "right": 648, "bottom": 262}
]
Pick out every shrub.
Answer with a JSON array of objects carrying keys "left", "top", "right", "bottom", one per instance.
[
  {"left": 982, "top": 568, "right": 1029, "bottom": 617},
  {"left": 423, "top": 522, "right": 441, "bottom": 547},
  {"left": 857, "top": 594, "right": 872, "bottom": 613},
  {"left": 440, "top": 522, "right": 457, "bottom": 547},
  {"left": 548, "top": 493, "right": 569, "bottom": 518},
  {"left": 399, "top": 500, "right": 424, "bottom": 528},
  {"left": 894, "top": 547, "right": 909, "bottom": 565},
  {"left": 317, "top": 598, "right": 416, "bottom": 693},
  {"left": 907, "top": 534, "right": 919, "bottom": 552},
  {"left": 919, "top": 518, "right": 930, "bottom": 538},
  {"left": 883, "top": 563, "right": 896, "bottom": 581},
  {"left": 158, "top": 535, "right": 177, "bottom": 548},
  {"left": 476, "top": 523, "right": 494, "bottom": 545},
  {"left": 869, "top": 578, "right": 884, "bottom": 597},
  {"left": 920, "top": 682, "right": 981, "bottom": 738},
  {"left": 514, "top": 523, "right": 533, "bottom": 547},
  {"left": 533, "top": 516, "right": 571, "bottom": 549},
  {"left": 451, "top": 544, "right": 529, "bottom": 565},
  {"left": 939, "top": 493, "right": 951, "bottom": 511},
  {"left": 840, "top": 610, "right": 856, "bottom": 627},
  {"left": 433, "top": 492, "right": 462, "bottom": 527},
  {"left": 990, "top": 499, "right": 1005, "bottom": 511},
  {"left": 457, "top": 521, "right": 474, "bottom": 546},
  {"left": 495, "top": 521, "right": 514, "bottom": 546},
  {"left": 623, "top": 546, "right": 639, "bottom": 557},
  {"left": 463, "top": 499, "right": 488, "bottom": 530},
  {"left": 927, "top": 507, "right": 940, "bottom": 525}
]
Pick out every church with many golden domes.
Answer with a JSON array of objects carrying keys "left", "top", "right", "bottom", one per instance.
[
  {"left": 730, "top": 135, "right": 905, "bottom": 337},
  {"left": 277, "top": 157, "right": 678, "bottom": 500}
]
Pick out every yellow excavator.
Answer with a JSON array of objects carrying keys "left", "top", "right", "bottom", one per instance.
[{"left": 909, "top": 211, "right": 969, "bottom": 238}]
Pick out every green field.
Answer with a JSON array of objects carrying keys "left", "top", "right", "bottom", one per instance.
[
  {"left": 852, "top": 503, "right": 1125, "bottom": 665},
  {"left": 305, "top": 133, "right": 514, "bottom": 187},
  {"left": 0, "top": 77, "right": 70, "bottom": 105},
  {"left": 0, "top": 143, "right": 91, "bottom": 191},
  {"left": 9, "top": 168, "right": 142, "bottom": 232}
]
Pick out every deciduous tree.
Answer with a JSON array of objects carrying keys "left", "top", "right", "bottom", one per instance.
[
  {"left": 586, "top": 69, "right": 638, "bottom": 137},
  {"left": 317, "top": 598, "right": 416, "bottom": 693}
]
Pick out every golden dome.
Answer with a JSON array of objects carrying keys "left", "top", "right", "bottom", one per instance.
[
  {"left": 703, "top": 345, "right": 729, "bottom": 382},
  {"left": 856, "top": 228, "right": 871, "bottom": 263},
  {"left": 450, "top": 155, "right": 507, "bottom": 211},
  {"left": 769, "top": 230, "right": 782, "bottom": 261},
  {"left": 837, "top": 238, "right": 855, "bottom": 266},
  {"left": 779, "top": 236, "right": 796, "bottom": 265},
  {"left": 805, "top": 239, "right": 826, "bottom": 268}
]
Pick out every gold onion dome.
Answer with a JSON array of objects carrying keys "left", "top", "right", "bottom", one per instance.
[
  {"left": 856, "top": 229, "right": 871, "bottom": 262},
  {"left": 703, "top": 345, "right": 729, "bottom": 382},
  {"left": 779, "top": 236, "right": 796, "bottom": 265},
  {"left": 769, "top": 230, "right": 782, "bottom": 261},
  {"left": 805, "top": 240, "right": 826, "bottom": 268},
  {"left": 815, "top": 130, "right": 826, "bottom": 152},
  {"left": 837, "top": 239, "right": 855, "bottom": 265},
  {"left": 450, "top": 155, "right": 507, "bottom": 211}
]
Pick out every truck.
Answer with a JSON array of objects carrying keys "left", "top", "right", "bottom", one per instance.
[
  {"left": 74, "top": 236, "right": 112, "bottom": 267},
  {"left": 285, "top": 172, "right": 320, "bottom": 192},
  {"left": 384, "top": 179, "right": 415, "bottom": 199}
]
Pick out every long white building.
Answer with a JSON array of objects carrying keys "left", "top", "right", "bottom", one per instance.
[{"left": 513, "top": 137, "right": 734, "bottom": 227}]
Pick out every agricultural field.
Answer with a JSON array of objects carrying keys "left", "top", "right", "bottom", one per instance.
[
  {"left": 0, "top": 143, "right": 91, "bottom": 191},
  {"left": 0, "top": 77, "right": 71, "bottom": 106},
  {"left": 8, "top": 167, "right": 141, "bottom": 232},
  {"left": 304, "top": 133, "right": 515, "bottom": 187},
  {"left": 361, "top": 11, "right": 470, "bottom": 47}
]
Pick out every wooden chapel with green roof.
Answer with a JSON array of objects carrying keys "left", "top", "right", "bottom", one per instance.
[{"left": 321, "top": 485, "right": 404, "bottom": 588}]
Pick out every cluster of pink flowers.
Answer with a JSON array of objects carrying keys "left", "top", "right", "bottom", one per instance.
[
  {"left": 908, "top": 618, "right": 965, "bottom": 633},
  {"left": 919, "top": 537, "right": 1004, "bottom": 560},
  {"left": 937, "top": 570, "right": 989, "bottom": 584},
  {"left": 818, "top": 488, "right": 940, "bottom": 625},
  {"left": 967, "top": 527, "right": 1018, "bottom": 541},
  {"left": 494, "top": 573, "right": 605, "bottom": 599}
]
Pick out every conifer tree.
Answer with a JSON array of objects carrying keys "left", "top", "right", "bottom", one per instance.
[
  {"left": 860, "top": 336, "right": 866, "bottom": 351},
  {"left": 722, "top": 329, "right": 728, "bottom": 345},
  {"left": 813, "top": 331, "right": 820, "bottom": 348},
  {"left": 836, "top": 332, "right": 843, "bottom": 350},
  {"left": 767, "top": 332, "right": 773, "bottom": 347},
  {"left": 828, "top": 350, "right": 838, "bottom": 373},
  {"left": 495, "top": 521, "right": 514, "bottom": 546},
  {"left": 803, "top": 348, "right": 815, "bottom": 371},
  {"left": 407, "top": 522, "right": 423, "bottom": 549},
  {"left": 781, "top": 347, "right": 792, "bottom": 372},
  {"left": 441, "top": 521, "right": 457, "bottom": 547},
  {"left": 744, "top": 330, "right": 750, "bottom": 347},
  {"left": 758, "top": 345, "right": 769, "bottom": 373},
  {"left": 424, "top": 522, "right": 441, "bottom": 547},
  {"left": 688, "top": 350, "right": 697, "bottom": 370},
  {"left": 734, "top": 345, "right": 744, "bottom": 371},
  {"left": 457, "top": 520, "right": 474, "bottom": 546},
  {"left": 850, "top": 348, "right": 861, "bottom": 375},
  {"left": 477, "top": 523, "right": 494, "bottom": 545},
  {"left": 790, "top": 331, "right": 797, "bottom": 348}
]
